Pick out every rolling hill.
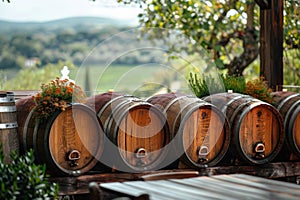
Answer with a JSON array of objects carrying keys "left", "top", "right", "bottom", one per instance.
[{"left": 0, "top": 16, "right": 134, "bottom": 34}]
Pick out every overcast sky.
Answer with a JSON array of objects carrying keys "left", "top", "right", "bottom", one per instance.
[{"left": 0, "top": 0, "right": 141, "bottom": 22}]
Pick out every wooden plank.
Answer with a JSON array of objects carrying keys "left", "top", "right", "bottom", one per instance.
[
  {"left": 8, "top": 90, "right": 39, "bottom": 100},
  {"left": 100, "top": 182, "right": 149, "bottom": 198},
  {"left": 213, "top": 174, "right": 300, "bottom": 199},
  {"left": 50, "top": 163, "right": 300, "bottom": 196},
  {"left": 100, "top": 175, "right": 300, "bottom": 200},
  {"left": 147, "top": 179, "right": 232, "bottom": 200},
  {"left": 171, "top": 177, "right": 262, "bottom": 200},
  {"left": 119, "top": 182, "right": 184, "bottom": 200},
  {"left": 123, "top": 181, "right": 200, "bottom": 200},
  {"left": 141, "top": 171, "right": 199, "bottom": 181},
  {"left": 158, "top": 177, "right": 252, "bottom": 199},
  {"left": 199, "top": 162, "right": 300, "bottom": 178},
  {"left": 232, "top": 174, "right": 300, "bottom": 191}
]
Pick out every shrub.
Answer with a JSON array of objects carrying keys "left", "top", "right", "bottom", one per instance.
[
  {"left": 245, "top": 77, "right": 273, "bottom": 104},
  {"left": 32, "top": 77, "right": 86, "bottom": 121},
  {"left": 188, "top": 72, "right": 224, "bottom": 98},
  {"left": 188, "top": 72, "right": 273, "bottom": 103},
  {"left": 0, "top": 145, "right": 59, "bottom": 200},
  {"left": 221, "top": 74, "right": 246, "bottom": 94}
]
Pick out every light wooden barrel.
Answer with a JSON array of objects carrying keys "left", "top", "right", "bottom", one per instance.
[
  {"left": 147, "top": 93, "right": 230, "bottom": 168},
  {"left": 86, "top": 92, "right": 170, "bottom": 172},
  {"left": 16, "top": 96, "right": 104, "bottom": 176},
  {"left": 0, "top": 91, "right": 19, "bottom": 163},
  {"left": 203, "top": 92, "right": 285, "bottom": 165},
  {"left": 272, "top": 91, "right": 300, "bottom": 161}
]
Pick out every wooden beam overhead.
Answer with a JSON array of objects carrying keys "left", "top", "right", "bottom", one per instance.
[{"left": 255, "top": 0, "right": 271, "bottom": 9}]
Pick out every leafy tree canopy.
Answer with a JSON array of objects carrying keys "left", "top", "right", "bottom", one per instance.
[{"left": 117, "top": 0, "right": 299, "bottom": 76}]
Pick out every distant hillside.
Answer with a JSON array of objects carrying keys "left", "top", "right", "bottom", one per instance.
[
  {"left": 0, "top": 17, "right": 134, "bottom": 34},
  {"left": 0, "top": 17, "right": 164, "bottom": 71}
]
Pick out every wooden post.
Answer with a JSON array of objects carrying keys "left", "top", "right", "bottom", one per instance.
[{"left": 259, "top": 0, "right": 284, "bottom": 91}]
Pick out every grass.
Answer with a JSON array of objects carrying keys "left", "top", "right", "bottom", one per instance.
[
  {"left": 68, "top": 64, "right": 169, "bottom": 95},
  {"left": 1, "top": 64, "right": 191, "bottom": 97}
]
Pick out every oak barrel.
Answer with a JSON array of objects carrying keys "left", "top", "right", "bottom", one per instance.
[
  {"left": 147, "top": 93, "right": 230, "bottom": 168},
  {"left": 16, "top": 96, "right": 104, "bottom": 176},
  {"left": 203, "top": 92, "right": 285, "bottom": 165},
  {"left": 0, "top": 91, "right": 19, "bottom": 163},
  {"left": 86, "top": 92, "right": 170, "bottom": 172},
  {"left": 272, "top": 91, "right": 300, "bottom": 161}
]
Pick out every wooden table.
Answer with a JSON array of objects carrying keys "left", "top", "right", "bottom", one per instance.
[{"left": 99, "top": 174, "right": 300, "bottom": 200}]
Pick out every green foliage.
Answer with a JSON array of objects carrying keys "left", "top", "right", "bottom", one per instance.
[
  {"left": 283, "top": 49, "right": 300, "bottom": 86},
  {"left": 188, "top": 72, "right": 273, "bottom": 103},
  {"left": 0, "top": 23, "right": 163, "bottom": 70},
  {"left": 284, "top": 0, "right": 299, "bottom": 49},
  {"left": 221, "top": 74, "right": 246, "bottom": 94},
  {"left": 188, "top": 72, "right": 224, "bottom": 98},
  {"left": 188, "top": 72, "right": 247, "bottom": 97},
  {"left": 118, "top": 0, "right": 299, "bottom": 76},
  {"left": 0, "top": 145, "right": 58, "bottom": 200}
]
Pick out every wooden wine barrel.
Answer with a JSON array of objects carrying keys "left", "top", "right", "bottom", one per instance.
[
  {"left": 0, "top": 91, "right": 19, "bottom": 163},
  {"left": 16, "top": 96, "right": 104, "bottom": 176},
  {"left": 272, "top": 91, "right": 300, "bottom": 161},
  {"left": 203, "top": 92, "right": 285, "bottom": 165},
  {"left": 147, "top": 93, "right": 230, "bottom": 168},
  {"left": 86, "top": 92, "right": 170, "bottom": 172}
]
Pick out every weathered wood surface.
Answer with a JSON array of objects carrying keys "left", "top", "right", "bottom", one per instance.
[
  {"left": 99, "top": 174, "right": 300, "bottom": 200},
  {"left": 16, "top": 99, "right": 104, "bottom": 176},
  {"left": 86, "top": 92, "right": 170, "bottom": 172},
  {"left": 259, "top": 0, "right": 284, "bottom": 91},
  {"left": 203, "top": 93, "right": 285, "bottom": 165},
  {"left": 0, "top": 91, "right": 19, "bottom": 163},
  {"left": 9, "top": 90, "right": 39, "bottom": 100},
  {"left": 50, "top": 162, "right": 300, "bottom": 196},
  {"left": 147, "top": 93, "right": 230, "bottom": 168}
]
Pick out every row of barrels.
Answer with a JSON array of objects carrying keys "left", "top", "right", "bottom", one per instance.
[{"left": 1, "top": 91, "right": 300, "bottom": 176}]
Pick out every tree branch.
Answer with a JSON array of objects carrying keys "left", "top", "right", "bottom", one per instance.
[
  {"left": 208, "top": 0, "right": 238, "bottom": 48},
  {"left": 225, "top": 2, "right": 259, "bottom": 76}
]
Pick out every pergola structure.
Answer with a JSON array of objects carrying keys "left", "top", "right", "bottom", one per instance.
[{"left": 255, "top": 0, "right": 283, "bottom": 91}]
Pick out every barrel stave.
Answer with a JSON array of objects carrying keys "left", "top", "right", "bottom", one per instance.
[
  {"left": 16, "top": 99, "right": 104, "bottom": 176},
  {"left": 87, "top": 92, "right": 170, "bottom": 172},
  {"left": 272, "top": 91, "right": 300, "bottom": 161},
  {"left": 0, "top": 91, "right": 19, "bottom": 163},
  {"left": 148, "top": 93, "right": 230, "bottom": 168},
  {"left": 204, "top": 93, "right": 284, "bottom": 165}
]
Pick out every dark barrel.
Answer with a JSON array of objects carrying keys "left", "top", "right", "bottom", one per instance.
[
  {"left": 203, "top": 92, "right": 285, "bottom": 165},
  {"left": 16, "top": 96, "right": 104, "bottom": 176},
  {"left": 272, "top": 91, "right": 300, "bottom": 161},
  {"left": 147, "top": 93, "right": 230, "bottom": 168},
  {"left": 0, "top": 91, "right": 19, "bottom": 163},
  {"left": 86, "top": 92, "right": 170, "bottom": 172}
]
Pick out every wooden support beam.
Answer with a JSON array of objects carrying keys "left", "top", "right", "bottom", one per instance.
[
  {"left": 259, "top": 0, "right": 284, "bottom": 91},
  {"left": 255, "top": 0, "right": 271, "bottom": 9}
]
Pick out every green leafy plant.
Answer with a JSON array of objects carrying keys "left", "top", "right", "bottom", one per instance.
[
  {"left": 0, "top": 144, "right": 59, "bottom": 200},
  {"left": 188, "top": 72, "right": 226, "bottom": 98},
  {"left": 221, "top": 74, "right": 246, "bottom": 94},
  {"left": 189, "top": 72, "right": 273, "bottom": 103}
]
